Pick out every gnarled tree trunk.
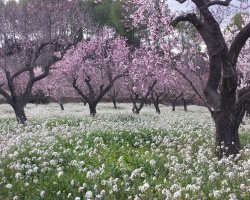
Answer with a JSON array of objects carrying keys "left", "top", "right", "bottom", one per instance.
[
  {"left": 213, "top": 111, "right": 241, "bottom": 157},
  {"left": 166, "top": 92, "right": 182, "bottom": 112},
  {"left": 89, "top": 103, "right": 97, "bottom": 116},
  {"left": 129, "top": 80, "right": 157, "bottom": 115},
  {"left": 12, "top": 103, "right": 27, "bottom": 125},
  {"left": 172, "top": 0, "right": 250, "bottom": 157}
]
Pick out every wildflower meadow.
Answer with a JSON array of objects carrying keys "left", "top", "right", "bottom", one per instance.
[{"left": 0, "top": 103, "right": 250, "bottom": 200}]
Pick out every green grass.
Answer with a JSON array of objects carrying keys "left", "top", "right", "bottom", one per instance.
[{"left": 0, "top": 104, "right": 250, "bottom": 199}]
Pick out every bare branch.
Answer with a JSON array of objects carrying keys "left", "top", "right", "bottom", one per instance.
[
  {"left": 207, "top": 0, "right": 232, "bottom": 7},
  {"left": 171, "top": 13, "right": 203, "bottom": 28},
  {"left": 229, "top": 23, "right": 250, "bottom": 67},
  {"left": 11, "top": 67, "right": 30, "bottom": 81},
  {"left": 72, "top": 77, "right": 90, "bottom": 103},
  {"left": 0, "top": 86, "right": 12, "bottom": 105},
  {"left": 175, "top": 0, "right": 188, "bottom": 3},
  {"left": 235, "top": 91, "right": 250, "bottom": 127}
]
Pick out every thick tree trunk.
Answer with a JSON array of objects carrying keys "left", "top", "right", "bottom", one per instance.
[
  {"left": 13, "top": 104, "right": 27, "bottom": 125},
  {"left": 214, "top": 112, "right": 241, "bottom": 158},
  {"left": 246, "top": 105, "right": 250, "bottom": 117},
  {"left": 132, "top": 104, "right": 140, "bottom": 114},
  {"left": 154, "top": 102, "right": 160, "bottom": 114},
  {"left": 89, "top": 104, "right": 97, "bottom": 116}
]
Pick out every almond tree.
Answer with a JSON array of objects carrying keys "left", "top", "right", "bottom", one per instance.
[
  {"left": 0, "top": 0, "right": 84, "bottom": 124},
  {"left": 170, "top": 0, "right": 250, "bottom": 157},
  {"left": 125, "top": 48, "right": 166, "bottom": 114},
  {"left": 54, "top": 28, "right": 130, "bottom": 116},
  {"left": 125, "top": 0, "right": 250, "bottom": 157}
]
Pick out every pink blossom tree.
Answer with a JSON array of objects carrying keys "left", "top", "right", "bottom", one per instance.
[
  {"left": 53, "top": 28, "right": 131, "bottom": 116},
  {"left": 0, "top": 0, "right": 85, "bottom": 124},
  {"left": 125, "top": 0, "right": 250, "bottom": 157},
  {"left": 125, "top": 48, "right": 173, "bottom": 114}
]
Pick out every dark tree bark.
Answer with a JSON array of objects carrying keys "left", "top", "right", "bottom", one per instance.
[
  {"left": 129, "top": 80, "right": 157, "bottom": 114},
  {"left": 166, "top": 92, "right": 182, "bottom": 112},
  {"left": 108, "top": 85, "right": 119, "bottom": 109},
  {"left": 246, "top": 106, "right": 250, "bottom": 117},
  {"left": 12, "top": 103, "right": 27, "bottom": 124},
  {"left": 151, "top": 90, "right": 166, "bottom": 114},
  {"left": 88, "top": 103, "right": 97, "bottom": 116},
  {"left": 58, "top": 98, "right": 64, "bottom": 110},
  {"left": 73, "top": 72, "right": 127, "bottom": 116},
  {"left": 172, "top": 0, "right": 250, "bottom": 157},
  {"left": 81, "top": 99, "right": 87, "bottom": 106},
  {"left": 182, "top": 94, "right": 196, "bottom": 111},
  {"left": 60, "top": 103, "right": 64, "bottom": 111},
  {"left": 112, "top": 98, "right": 117, "bottom": 109}
]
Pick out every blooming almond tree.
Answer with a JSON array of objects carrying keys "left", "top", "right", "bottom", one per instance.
[
  {"left": 0, "top": 0, "right": 84, "bottom": 124},
  {"left": 126, "top": 48, "right": 167, "bottom": 114},
  {"left": 54, "top": 28, "right": 131, "bottom": 116},
  {"left": 171, "top": 0, "right": 250, "bottom": 157},
  {"left": 125, "top": 0, "right": 250, "bottom": 157}
]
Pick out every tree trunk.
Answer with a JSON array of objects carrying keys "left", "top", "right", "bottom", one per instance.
[
  {"left": 183, "top": 98, "right": 187, "bottom": 111},
  {"left": 13, "top": 104, "right": 27, "bottom": 125},
  {"left": 60, "top": 103, "right": 64, "bottom": 111},
  {"left": 154, "top": 102, "right": 160, "bottom": 114},
  {"left": 214, "top": 112, "right": 241, "bottom": 158},
  {"left": 58, "top": 99, "right": 64, "bottom": 110},
  {"left": 246, "top": 105, "right": 250, "bottom": 117},
  {"left": 132, "top": 104, "right": 140, "bottom": 114},
  {"left": 172, "top": 102, "right": 176, "bottom": 111},
  {"left": 112, "top": 98, "right": 117, "bottom": 109},
  {"left": 89, "top": 104, "right": 97, "bottom": 116}
]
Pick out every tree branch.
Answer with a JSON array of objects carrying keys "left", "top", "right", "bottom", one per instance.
[
  {"left": 72, "top": 77, "right": 90, "bottom": 103},
  {"left": 175, "top": 0, "right": 187, "bottom": 3},
  {"left": 235, "top": 91, "right": 250, "bottom": 128},
  {"left": 171, "top": 13, "right": 203, "bottom": 28},
  {"left": 206, "top": 0, "right": 232, "bottom": 7},
  {"left": 229, "top": 23, "right": 250, "bottom": 67},
  {"left": 0, "top": 86, "right": 13, "bottom": 105}
]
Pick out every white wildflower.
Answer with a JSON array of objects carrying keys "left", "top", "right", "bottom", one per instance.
[
  {"left": 138, "top": 182, "right": 150, "bottom": 193},
  {"left": 15, "top": 173, "right": 22, "bottom": 180},
  {"left": 67, "top": 193, "right": 72, "bottom": 198},
  {"left": 149, "top": 159, "right": 156, "bottom": 166},
  {"left": 58, "top": 171, "right": 63, "bottom": 178},
  {"left": 86, "top": 171, "right": 95, "bottom": 179},
  {"left": 229, "top": 193, "right": 237, "bottom": 200},
  {"left": 71, "top": 179, "right": 75, "bottom": 187},
  {"left": 213, "top": 190, "right": 221, "bottom": 198},
  {"left": 112, "top": 184, "right": 119, "bottom": 192},
  {"left": 40, "top": 190, "right": 45, "bottom": 198},
  {"left": 228, "top": 172, "right": 235, "bottom": 179},
  {"left": 173, "top": 190, "right": 182, "bottom": 199},
  {"left": 85, "top": 191, "right": 93, "bottom": 199},
  {"left": 6, "top": 183, "right": 12, "bottom": 189}
]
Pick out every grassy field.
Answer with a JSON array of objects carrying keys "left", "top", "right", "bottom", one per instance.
[{"left": 0, "top": 103, "right": 250, "bottom": 200}]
